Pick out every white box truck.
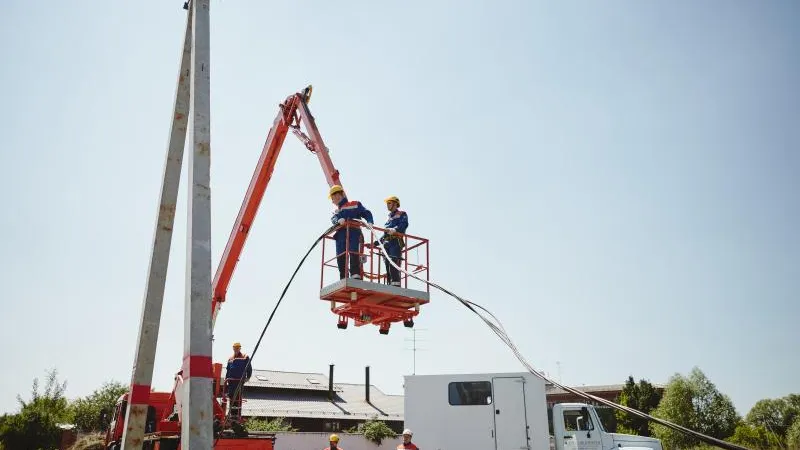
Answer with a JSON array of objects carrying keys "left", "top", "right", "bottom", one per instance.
[{"left": 404, "top": 372, "right": 663, "bottom": 450}]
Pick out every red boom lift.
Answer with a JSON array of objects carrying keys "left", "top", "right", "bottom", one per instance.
[
  {"left": 215, "top": 85, "right": 431, "bottom": 335},
  {"left": 107, "top": 86, "right": 430, "bottom": 449}
]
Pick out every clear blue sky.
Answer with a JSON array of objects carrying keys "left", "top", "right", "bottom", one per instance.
[{"left": 0, "top": 0, "right": 797, "bottom": 417}]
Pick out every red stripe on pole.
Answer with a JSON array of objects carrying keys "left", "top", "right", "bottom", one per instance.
[
  {"left": 130, "top": 384, "right": 151, "bottom": 404},
  {"left": 183, "top": 355, "right": 214, "bottom": 378}
]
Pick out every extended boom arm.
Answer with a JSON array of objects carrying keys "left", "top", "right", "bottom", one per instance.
[{"left": 211, "top": 86, "right": 341, "bottom": 329}]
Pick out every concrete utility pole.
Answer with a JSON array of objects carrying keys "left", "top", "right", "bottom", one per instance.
[{"left": 121, "top": 1, "right": 213, "bottom": 448}]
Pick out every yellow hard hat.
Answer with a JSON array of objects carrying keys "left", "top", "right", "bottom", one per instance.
[
  {"left": 329, "top": 434, "right": 340, "bottom": 442},
  {"left": 328, "top": 185, "right": 344, "bottom": 198},
  {"left": 384, "top": 195, "right": 400, "bottom": 207},
  {"left": 232, "top": 342, "right": 241, "bottom": 348}
]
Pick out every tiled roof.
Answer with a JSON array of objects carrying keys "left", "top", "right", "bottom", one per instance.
[{"left": 242, "top": 371, "right": 402, "bottom": 421}]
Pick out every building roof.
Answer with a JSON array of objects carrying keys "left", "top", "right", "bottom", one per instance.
[
  {"left": 545, "top": 383, "right": 665, "bottom": 395},
  {"left": 246, "top": 369, "right": 343, "bottom": 392},
  {"left": 545, "top": 384, "right": 626, "bottom": 395},
  {"left": 242, "top": 370, "right": 403, "bottom": 421}
]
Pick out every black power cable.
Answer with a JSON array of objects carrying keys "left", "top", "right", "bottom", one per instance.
[
  {"left": 359, "top": 219, "right": 751, "bottom": 450},
  {"left": 218, "top": 219, "right": 751, "bottom": 450},
  {"left": 216, "top": 224, "right": 336, "bottom": 443}
]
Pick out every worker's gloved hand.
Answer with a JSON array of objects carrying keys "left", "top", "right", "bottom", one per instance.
[
  {"left": 386, "top": 228, "right": 396, "bottom": 235},
  {"left": 337, "top": 218, "right": 345, "bottom": 225}
]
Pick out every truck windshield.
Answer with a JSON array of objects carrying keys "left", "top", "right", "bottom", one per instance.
[
  {"left": 563, "top": 409, "right": 601, "bottom": 432},
  {"left": 115, "top": 401, "right": 127, "bottom": 422}
]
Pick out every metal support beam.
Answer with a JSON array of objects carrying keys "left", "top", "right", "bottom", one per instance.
[
  {"left": 296, "top": 98, "right": 341, "bottom": 187},
  {"left": 181, "top": 0, "right": 214, "bottom": 447},
  {"left": 121, "top": 6, "right": 192, "bottom": 450}
]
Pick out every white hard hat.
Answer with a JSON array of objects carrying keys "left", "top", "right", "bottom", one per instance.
[{"left": 403, "top": 429, "right": 413, "bottom": 436}]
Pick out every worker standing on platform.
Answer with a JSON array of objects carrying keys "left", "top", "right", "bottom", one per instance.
[
  {"left": 325, "top": 434, "right": 343, "bottom": 450},
  {"left": 397, "top": 429, "right": 419, "bottom": 449},
  {"left": 378, "top": 195, "right": 408, "bottom": 286},
  {"left": 329, "top": 185, "right": 373, "bottom": 280},
  {"left": 225, "top": 342, "right": 252, "bottom": 421}
]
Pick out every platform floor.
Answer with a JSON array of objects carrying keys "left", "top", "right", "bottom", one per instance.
[{"left": 320, "top": 278, "right": 430, "bottom": 308}]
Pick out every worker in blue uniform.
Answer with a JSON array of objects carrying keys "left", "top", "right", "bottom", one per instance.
[
  {"left": 378, "top": 195, "right": 408, "bottom": 286},
  {"left": 225, "top": 342, "right": 252, "bottom": 421},
  {"left": 329, "top": 185, "right": 374, "bottom": 279}
]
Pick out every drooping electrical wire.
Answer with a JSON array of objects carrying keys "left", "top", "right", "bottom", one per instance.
[{"left": 359, "top": 219, "right": 750, "bottom": 450}]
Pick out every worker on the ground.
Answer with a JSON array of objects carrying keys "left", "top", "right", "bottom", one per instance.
[
  {"left": 325, "top": 433, "right": 343, "bottom": 450},
  {"left": 376, "top": 195, "right": 408, "bottom": 286},
  {"left": 329, "top": 185, "right": 374, "bottom": 280},
  {"left": 224, "top": 342, "right": 252, "bottom": 421},
  {"left": 397, "top": 428, "right": 418, "bottom": 449}
]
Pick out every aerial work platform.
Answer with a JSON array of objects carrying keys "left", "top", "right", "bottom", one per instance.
[{"left": 319, "top": 221, "right": 430, "bottom": 334}]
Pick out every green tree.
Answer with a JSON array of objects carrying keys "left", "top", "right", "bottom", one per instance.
[
  {"left": 786, "top": 418, "right": 800, "bottom": 450},
  {"left": 70, "top": 381, "right": 127, "bottom": 432},
  {"left": 650, "top": 367, "right": 740, "bottom": 449},
  {"left": 746, "top": 398, "right": 787, "bottom": 435},
  {"left": 0, "top": 369, "right": 72, "bottom": 450},
  {"left": 615, "top": 376, "right": 663, "bottom": 436},
  {"left": 346, "top": 417, "right": 397, "bottom": 445},
  {"left": 746, "top": 395, "right": 800, "bottom": 439},
  {"left": 728, "top": 423, "right": 782, "bottom": 450}
]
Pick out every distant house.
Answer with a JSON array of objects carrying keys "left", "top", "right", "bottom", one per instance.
[
  {"left": 544, "top": 383, "right": 665, "bottom": 407},
  {"left": 241, "top": 366, "right": 403, "bottom": 433}
]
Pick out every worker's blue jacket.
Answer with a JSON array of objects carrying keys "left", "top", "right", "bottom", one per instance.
[
  {"left": 381, "top": 210, "right": 408, "bottom": 258},
  {"left": 331, "top": 197, "right": 374, "bottom": 255},
  {"left": 225, "top": 353, "right": 252, "bottom": 395}
]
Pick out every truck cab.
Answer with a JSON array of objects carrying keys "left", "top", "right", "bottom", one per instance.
[
  {"left": 551, "top": 403, "right": 662, "bottom": 450},
  {"left": 404, "top": 372, "right": 662, "bottom": 450},
  {"left": 105, "top": 391, "right": 179, "bottom": 450}
]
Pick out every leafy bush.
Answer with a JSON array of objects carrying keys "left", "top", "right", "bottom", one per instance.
[
  {"left": 0, "top": 369, "right": 72, "bottom": 450},
  {"left": 727, "top": 422, "right": 782, "bottom": 450},
  {"left": 346, "top": 417, "right": 397, "bottom": 445},
  {"left": 787, "top": 419, "right": 800, "bottom": 450},
  {"left": 70, "top": 381, "right": 127, "bottom": 432},
  {"left": 245, "top": 417, "right": 297, "bottom": 432}
]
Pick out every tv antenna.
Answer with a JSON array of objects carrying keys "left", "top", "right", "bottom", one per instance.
[{"left": 404, "top": 328, "right": 428, "bottom": 375}]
